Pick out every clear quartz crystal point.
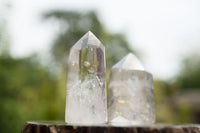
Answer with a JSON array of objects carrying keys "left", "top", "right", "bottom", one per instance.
[
  {"left": 65, "top": 31, "right": 107, "bottom": 124},
  {"left": 108, "top": 53, "right": 155, "bottom": 125}
]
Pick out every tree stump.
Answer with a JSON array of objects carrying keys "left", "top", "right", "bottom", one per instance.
[{"left": 22, "top": 121, "right": 200, "bottom": 133}]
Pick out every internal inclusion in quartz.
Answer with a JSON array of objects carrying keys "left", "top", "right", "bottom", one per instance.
[
  {"left": 108, "top": 53, "right": 155, "bottom": 125},
  {"left": 65, "top": 31, "right": 107, "bottom": 124}
]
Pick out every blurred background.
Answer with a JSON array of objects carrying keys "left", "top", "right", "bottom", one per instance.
[{"left": 1, "top": 0, "right": 200, "bottom": 132}]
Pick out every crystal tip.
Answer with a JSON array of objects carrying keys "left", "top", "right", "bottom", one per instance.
[
  {"left": 71, "top": 31, "right": 104, "bottom": 50},
  {"left": 112, "top": 53, "right": 145, "bottom": 71}
]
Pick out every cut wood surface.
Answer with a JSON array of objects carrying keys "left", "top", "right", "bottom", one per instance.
[{"left": 22, "top": 121, "right": 200, "bottom": 133}]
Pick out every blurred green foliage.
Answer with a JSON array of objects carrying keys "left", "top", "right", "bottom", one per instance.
[
  {"left": 0, "top": 9, "right": 200, "bottom": 133},
  {"left": 0, "top": 16, "right": 10, "bottom": 56},
  {"left": 176, "top": 54, "right": 200, "bottom": 89},
  {"left": 0, "top": 55, "right": 65, "bottom": 133}
]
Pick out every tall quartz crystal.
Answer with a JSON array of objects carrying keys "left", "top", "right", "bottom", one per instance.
[
  {"left": 108, "top": 53, "right": 155, "bottom": 125},
  {"left": 65, "top": 31, "right": 107, "bottom": 124}
]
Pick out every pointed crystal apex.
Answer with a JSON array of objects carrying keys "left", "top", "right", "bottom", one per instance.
[
  {"left": 112, "top": 53, "right": 145, "bottom": 70},
  {"left": 72, "top": 31, "right": 104, "bottom": 50}
]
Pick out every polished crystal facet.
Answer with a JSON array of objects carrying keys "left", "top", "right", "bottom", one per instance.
[
  {"left": 108, "top": 53, "right": 155, "bottom": 125},
  {"left": 65, "top": 31, "right": 107, "bottom": 124}
]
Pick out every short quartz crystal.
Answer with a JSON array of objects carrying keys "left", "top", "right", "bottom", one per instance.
[
  {"left": 65, "top": 31, "right": 107, "bottom": 124},
  {"left": 108, "top": 53, "right": 155, "bottom": 125}
]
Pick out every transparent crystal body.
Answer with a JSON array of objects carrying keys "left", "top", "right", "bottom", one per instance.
[
  {"left": 65, "top": 31, "right": 107, "bottom": 124},
  {"left": 108, "top": 53, "right": 155, "bottom": 125}
]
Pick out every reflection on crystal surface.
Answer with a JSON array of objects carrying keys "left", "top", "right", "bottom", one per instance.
[
  {"left": 108, "top": 53, "right": 155, "bottom": 125},
  {"left": 65, "top": 31, "right": 107, "bottom": 124}
]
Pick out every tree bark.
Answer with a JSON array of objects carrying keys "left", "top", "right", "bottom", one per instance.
[{"left": 22, "top": 121, "right": 200, "bottom": 133}]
